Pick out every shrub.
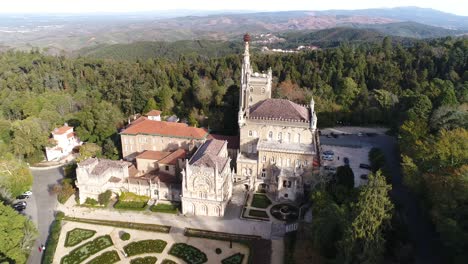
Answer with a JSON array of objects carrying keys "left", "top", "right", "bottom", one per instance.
[
  {"left": 251, "top": 194, "right": 271, "bottom": 209},
  {"left": 57, "top": 181, "right": 76, "bottom": 204},
  {"left": 150, "top": 203, "right": 179, "bottom": 214},
  {"left": 98, "top": 190, "right": 112, "bottom": 206},
  {"left": 130, "top": 256, "right": 158, "bottom": 264},
  {"left": 215, "top": 248, "right": 222, "bottom": 254},
  {"left": 369, "top": 147, "right": 386, "bottom": 172},
  {"left": 120, "top": 232, "right": 131, "bottom": 241},
  {"left": 87, "top": 250, "right": 120, "bottom": 264},
  {"left": 60, "top": 235, "right": 113, "bottom": 264},
  {"left": 65, "top": 228, "right": 96, "bottom": 247},
  {"left": 124, "top": 239, "right": 167, "bottom": 256},
  {"left": 85, "top": 198, "right": 98, "bottom": 206},
  {"left": 42, "top": 217, "right": 62, "bottom": 264},
  {"left": 169, "top": 243, "right": 207, "bottom": 264},
  {"left": 56, "top": 211, "right": 65, "bottom": 220},
  {"left": 222, "top": 253, "right": 245, "bottom": 264},
  {"left": 114, "top": 200, "right": 147, "bottom": 210},
  {"left": 161, "top": 260, "right": 177, "bottom": 264}
]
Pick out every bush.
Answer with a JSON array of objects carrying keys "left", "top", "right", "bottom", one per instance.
[
  {"left": 130, "top": 256, "right": 158, "bottom": 264},
  {"left": 161, "top": 260, "right": 177, "bottom": 264},
  {"left": 98, "top": 190, "right": 112, "bottom": 206},
  {"left": 85, "top": 198, "right": 98, "bottom": 206},
  {"left": 124, "top": 239, "right": 168, "bottom": 256},
  {"left": 336, "top": 165, "right": 355, "bottom": 189},
  {"left": 65, "top": 228, "right": 96, "bottom": 247},
  {"left": 114, "top": 200, "right": 147, "bottom": 210},
  {"left": 222, "top": 253, "right": 245, "bottom": 264},
  {"left": 42, "top": 217, "right": 62, "bottom": 264},
  {"left": 169, "top": 243, "right": 207, "bottom": 264},
  {"left": 150, "top": 203, "right": 179, "bottom": 214},
  {"left": 60, "top": 235, "right": 113, "bottom": 264},
  {"left": 87, "top": 250, "right": 120, "bottom": 264},
  {"left": 120, "top": 232, "right": 131, "bottom": 241},
  {"left": 56, "top": 211, "right": 65, "bottom": 220},
  {"left": 215, "top": 248, "right": 222, "bottom": 254},
  {"left": 251, "top": 194, "right": 272, "bottom": 209},
  {"left": 57, "top": 181, "right": 76, "bottom": 204}
]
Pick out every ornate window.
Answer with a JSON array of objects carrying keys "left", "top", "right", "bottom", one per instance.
[
  {"left": 270, "top": 156, "right": 275, "bottom": 163},
  {"left": 261, "top": 169, "right": 266, "bottom": 178},
  {"left": 248, "top": 130, "right": 253, "bottom": 137},
  {"left": 248, "top": 168, "right": 253, "bottom": 175},
  {"left": 262, "top": 156, "right": 266, "bottom": 163},
  {"left": 278, "top": 132, "right": 282, "bottom": 141},
  {"left": 297, "top": 133, "right": 301, "bottom": 143},
  {"left": 296, "top": 159, "right": 301, "bottom": 167},
  {"left": 268, "top": 131, "right": 273, "bottom": 140}
]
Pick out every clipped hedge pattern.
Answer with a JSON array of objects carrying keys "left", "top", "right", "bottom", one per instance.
[
  {"left": 222, "top": 253, "right": 245, "bottom": 264},
  {"left": 169, "top": 243, "right": 207, "bottom": 264},
  {"left": 86, "top": 250, "right": 120, "bottom": 264},
  {"left": 161, "top": 260, "right": 177, "bottom": 264},
  {"left": 124, "top": 239, "right": 167, "bottom": 256},
  {"left": 130, "top": 256, "right": 158, "bottom": 264},
  {"left": 60, "top": 235, "right": 113, "bottom": 264},
  {"left": 65, "top": 228, "right": 96, "bottom": 247}
]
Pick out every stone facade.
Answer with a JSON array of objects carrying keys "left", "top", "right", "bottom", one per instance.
[
  {"left": 236, "top": 34, "right": 318, "bottom": 202},
  {"left": 181, "top": 139, "right": 233, "bottom": 217}
]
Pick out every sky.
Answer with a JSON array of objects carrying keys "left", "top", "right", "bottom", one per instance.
[{"left": 1, "top": 0, "right": 467, "bottom": 16}]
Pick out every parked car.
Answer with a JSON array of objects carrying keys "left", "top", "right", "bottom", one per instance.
[
  {"left": 360, "top": 174, "right": 368, "bottom": 180},
  {"left": 344, "top": 157, "right": 350, "bottom": 165},
  {"left": 322, "top": 155, "right": 334, "bottom": 161},
  {"left": 22, "top": 191, "right": 32, "bottom": 196},
  {"left": 360, "top": 164, "right": 372, "bottom": 170},
  {"left": 13, "top": 204, "right": 26, "bottom": 211},
  {"left": 16, "top": 194, "right": 30, "bottom": 200},
  {"left": 323, "top": 150, "right": 334, "bottom": 156},
  {"left": 324, "top": 166, "right": 337, "bottom": 172},
  {"left": 13, "top": 201, "right": 27, "bottom": 207}
]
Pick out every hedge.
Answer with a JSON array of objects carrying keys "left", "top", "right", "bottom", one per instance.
[
  {"left": 124, "top": 239, "right": 167, "bottom": 256},
  {"left": 60, "top": 235, "right": 113, "bottom": 264},
  {"left": 169, "top": 243, "right": 207, "bottom": 264},
  {"left": 65, "top": 228, "right": 96, "bottom": 247},
  {"left": 161, "top": 260, "right": 177, "bottom": 264},
  {"left": 98, "top": 190, "right": 112, "bottom": 206},
  {"left": 222, "top": 253, "right": 245, "bottom": 264},
  {"left": 150, "top": 203, "right": 179, "bottom": 214},
  {"left": 86, "top": 250, "right": 120, "bottom": 264},
  {"left": 130, "top": 256, "right": 158, "bottom": 264},
  {"left": 63, "top": 216, "right": 171, "bottom": 233},
  {"left": 42, "top": 213, "right": 63, "bottom": 264},
  {"left": 114, "top": 200, "right": 147, "bottom": 210}
]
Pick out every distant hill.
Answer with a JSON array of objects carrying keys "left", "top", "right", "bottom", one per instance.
[{"left": 0, "top": 6, "right": 466, "bottom": 52}]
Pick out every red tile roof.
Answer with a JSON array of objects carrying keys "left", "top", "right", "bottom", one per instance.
[
  {"left": 53, "top": 125, "right": 73, "bottom": 135},
  {"left": 136, "top": 150, "right": 171, "bottom": 161},
  {"left": 121, "top": 117, "right": 209, "bottom": 140},
  {"left": 146, "top": 110, "right": 162, "bottom": 116},
  {"left": 159, "top": 149, "right": 186, "bottom": 165},
  {"left": 249, "top": 99, "right": 310, "bottom": 122}
]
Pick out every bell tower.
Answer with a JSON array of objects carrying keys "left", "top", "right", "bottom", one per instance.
[{"left": 238, "top": 33, "right": 252, "bottom": 127}]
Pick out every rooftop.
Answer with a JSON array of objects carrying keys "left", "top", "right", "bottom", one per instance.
[
  {"left": 136, "top": 150, "right": 171, "bottom": 161},
  {"left": 121, "top": 117, "right": 208, "bottom": 139},
  {"left": 190, "top": 139, "right": 229, "bottom": 173},
  {"left": 159, "top": 149, "right": 186, "bottom": 165},
  {"left": 146, "top": 109, "right": 162, "bottom": 116},
  {"left": 53, "top": 125, "right": 73, "bottom": 135},
  {"left": 257, "top": 140, "right": 315, "bottom": 155},
  {"left": 79, "top": 158, "right": 131, "bottom": 176},
  {"left": 249, "top": 99, "right": 310, "bottom": 122},
  {"left": 208, "top": 134, "right": 240, "bottom": 149}
]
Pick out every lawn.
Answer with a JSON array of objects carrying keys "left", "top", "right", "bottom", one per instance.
[
  {"left": 248, "top": 209, "right": 269, "bottom": 219},
  {"left": 65, "top": 228, "right": 96, "bottom": 247},
  {"left": 169, "top": 243, "right": 208, "bottom": 264},
  {"left": 124, "top": 239, "right": 168, "bottom": 256},
  {"left": 251, "top": 194, "right": 271, "bottom": 209},
  {"left": 150, "top": 202, "right": 179, "bottom": 214}
]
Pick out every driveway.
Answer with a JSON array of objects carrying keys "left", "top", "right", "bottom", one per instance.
[
  {"left": 26, "top": 166, "right": 64, "bottom": 264},
  {"left": 320, "top": 127, "right": 443, "bottom": 264}
]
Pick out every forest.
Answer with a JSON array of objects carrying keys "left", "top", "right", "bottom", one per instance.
[{"left": 0, "top": 36, "right": 466, "bottom": 263}]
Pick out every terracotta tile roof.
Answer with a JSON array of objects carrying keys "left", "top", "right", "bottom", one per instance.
[
  {"left": 67, "top": 132, "right": 76, "bottom": 139},
  {"left": 146, "top": 110, "right": 162, "bottom": 116},
  {"left": 249, "top": 99, "right": 310, "bottom": 122},
  {"left": 53, "top": 125, "right": 73, "bottom": 135},
  {"left": 209, "top": 134, "right": 240, "bottom": 149},
  {"left": 136, "top": 150, "right": 171, "bottom": 161},
  {"left": 121, "top": 118, "right": 209, "bottom": 140},
  {"left": 140, "top": 171, "right": 181, "bottom": 185},
  {"left": 159, "top": 149, "right": 186, "bottom": 165}
]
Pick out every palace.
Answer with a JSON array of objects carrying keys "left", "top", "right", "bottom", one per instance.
[{"left": 75, "top": 34, "right": 319, "bottom": 217}]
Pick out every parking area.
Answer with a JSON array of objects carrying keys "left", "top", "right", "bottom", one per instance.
[{"left": 321, "top": 145, "right": 371, "bottom": 187}]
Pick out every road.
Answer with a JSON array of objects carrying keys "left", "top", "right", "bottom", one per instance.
[
  {"left": 26, "top": 166, "right": 64, "bottom": 264},
  {"left": 320, "top": 127, "right": 443, "bottom": 264}
]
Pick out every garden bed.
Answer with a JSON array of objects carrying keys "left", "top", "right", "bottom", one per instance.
[
  {"left": 161, "top": 260, "right": 177, "bottom": 264},
  {"left": 130, "top": 256, "right": 158, "bottom": 264},
  {"left": 250, "top": 194, "right": 271, "bottom": 209},
  {"left": 86, "top": 250, "right": 120, "bottom": 264},
  {"left": 114, "top": 192, "right": 149, "bottom": 210},
  {"left": 222, "top": 253, "right": 245, "bottom": 264},
  {"left": 65, "top": 228, "right": 96, "bottom": 247},
  {"left": 60, "top": 235, "right": 113, "bottom": 264},
  {"left": 63, "top": 216, "right": 171, "bottom": 233},
  {"left": 248, "top": 209, "right": 269, "bottom": 219},
  {"left": 124, "top": 239, "right": 167, "bottom": 256},
  {"left": 150, "top": 202, "right": 179, "bottom": 214},
  {"left": 169, "top": 243, "right": 207, "bottom": 264}
]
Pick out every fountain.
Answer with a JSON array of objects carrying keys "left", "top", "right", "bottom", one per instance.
[{"left": 270, "top": 203, "right": 299, "bottom": 222}]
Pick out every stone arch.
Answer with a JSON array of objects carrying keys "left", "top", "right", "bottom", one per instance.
[
  {"left": 213, "top": 206, "right": 221, "bottom": 216},
  {"left": 198, "top": 204, "right": 208, "bottom": 216}
]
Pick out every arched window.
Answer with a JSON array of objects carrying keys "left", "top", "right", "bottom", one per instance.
[
  {"left": 262, "top": 156, "right": 266, "bottom": 163},
  {"left": 287, "top": 133, "right": 291, "bottom": 142},
  {"left": 270, "top": 156, "right": 275, "bottom": 163},
  {"left": 297, "top": 133, "right": 301, "bottom": 143},
  {"left": 248, "top": 130, "right": 253, "bottom": 137},
  {"left": 278, "top": 132, "right": 282, "bottom": 141},
  {"left": 249, "top": 96, "right": 253, "bottom": 102},
  {"left": 268, "top": 131, "right": 273, "bottom": 140}
]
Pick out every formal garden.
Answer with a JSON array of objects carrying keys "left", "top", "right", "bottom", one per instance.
[
  {"left": 53, "top": 217, "right": 249, "bottom": 264},
  {"left": 241, "top": 193, "right": 273, "bottom": 221}
]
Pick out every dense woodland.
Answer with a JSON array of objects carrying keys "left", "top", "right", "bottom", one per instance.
[{"left": 0, "top": 36, "right": 466, "bottom": 263}]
